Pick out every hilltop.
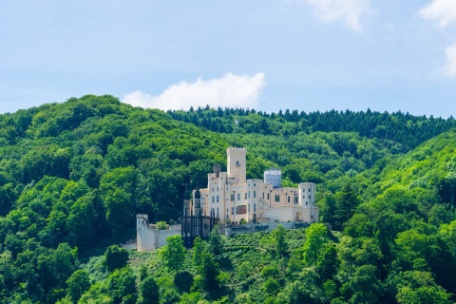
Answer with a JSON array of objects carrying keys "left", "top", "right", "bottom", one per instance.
[{"left": 1, "top": 95, "right": 456, "bottom": 303}]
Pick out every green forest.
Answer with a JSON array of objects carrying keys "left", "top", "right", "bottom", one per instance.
[{"left": 1, "top": 95, "right": 456, "bottom": 303}]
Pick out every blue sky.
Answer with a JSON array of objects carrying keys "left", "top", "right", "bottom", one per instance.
[{"left": 1, "top": 0, "right": 456, "bottom": 117}]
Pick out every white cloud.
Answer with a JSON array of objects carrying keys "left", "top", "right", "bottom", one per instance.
[
  {"left": 419, "top": 0, "right": 456, "bottom": 27},
  {"left": 299, "top": 0, "right": 371, "bottom": 32},
  {"left": 443, "top": 43, "right": 456, "bottom": 77},
  {"left": 122, "top": 73, "right": 266, "bottom": 111}
]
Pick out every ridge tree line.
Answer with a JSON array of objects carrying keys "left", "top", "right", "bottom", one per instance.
[
  {"left": 168, "top": 106, "right": 456, "bottom": 152},
  {"left": 0, "top": 95, "right": 456, "bottom": 302}
]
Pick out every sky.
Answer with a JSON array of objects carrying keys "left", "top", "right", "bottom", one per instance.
[{"left": 1, "top": 0, "right": 456, "bottom": 117}]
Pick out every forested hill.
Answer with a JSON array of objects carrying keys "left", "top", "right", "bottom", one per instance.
[
  {"left": 168, "top": 106, "right": 456, "bottom": 151},
  {"left": 1, "top": 95, "right": 456, "bottom": 303}
]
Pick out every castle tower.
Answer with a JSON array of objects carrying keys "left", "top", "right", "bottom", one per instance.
[
  {"left": 194, "top": 188, "right": 201, "bottom": 216},
  {"left": 193, "top": 187, "right": 203, "bottom": 242},
  {"left": 182, "top": 185, "right": 192, "bottom": 248},
  {"left": 183, "top": 184, "right": 191, "bottom": 218},
  {"left": 299, "top": 182, "right": 318, "bottom": 222},
  {"left": 227, "top": 147, "right": 247, "bottom": 184}
]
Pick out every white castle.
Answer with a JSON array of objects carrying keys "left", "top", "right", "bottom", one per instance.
[
  {"left": 136, "top": 147, "right": 318, "bottom": 251},
  {"left": 194, "top": 147, "right": 318, "bottom": 224}
]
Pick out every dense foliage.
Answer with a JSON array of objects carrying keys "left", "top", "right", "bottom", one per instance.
[
  {"left": 1, "top": 95, "right": 456, "bottom": 303},
  {"left": 168, "top": 106, "right": 456, "bottom": 151}
]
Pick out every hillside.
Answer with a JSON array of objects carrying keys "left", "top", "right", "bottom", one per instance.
[{"left": 1, "top": 95, "right": 456, "bottom": 303}]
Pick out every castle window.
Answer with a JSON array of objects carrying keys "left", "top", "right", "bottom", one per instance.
[
  {"left": 294, "top": 196, "right": 299, "bottom": 204},
  {"left": 306, "top": 201, "right": 308, "bottom": 205},
  {"left": 212, "top": 196, "right": 214, "bottom": 203},
  {"left": 309, "top": 195, "right": 311, "bottom": 199},
  {"left": 236, "top": 161, "right": 240, "bottom": 167},
  {"left": 248, "top": 191, "right": 250, "bottom": 198},
  {"left": 254, "top": 204, "right": 256, "bottom": 212},
  {"left": 216, "top": 196, "right": 219, "bottom": 203},
  {"left": 267, "top": 193, "right": 270, "bottom": 200},
  {"left": 217, "top": 208, "right": 219, "bottom": 218},
  {"left": 254, "top": 191, "right": 256, "bottom": 198},
  {"left": 231, "top": 194, "right": 235, "bottom": 201},
  {"left": 231, "top": 207, "right": 234, "bottom": 215},
  {"left": 254, "top": 183, "right": 256, "bottom": 187},
  {"left": 245, "top": 193, "right": 247, "bottom": 200},
  {"left": 275, "top": 195, "right": 280, "bottom": 202},
  {"left": 262, "top": 193, "right": 264, "bottom": 199},
  {"left": 288, "top": 196, "right": 290, "bottom": 203},
  {"left": 237, "top": 193, "right": 240, "bottom": 200},
  {"left": 309, "top": 188, "right": 311, "bottom": 192}
]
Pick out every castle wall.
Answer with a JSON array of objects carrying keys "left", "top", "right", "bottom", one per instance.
[
  {"left": 156, "top": 228, "right": 181, "bottom": 248},
  {"left": 136, "top": 214, "right": 180, "bottom": 251},
  {"left": 136, "top": 214, "right": 156, "bottom": 252},
  {"left": 260, "top": 206, "right": 301, "bottom": 222}
]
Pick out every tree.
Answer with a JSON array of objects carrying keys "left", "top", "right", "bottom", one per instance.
[
  {"left": 140, "top": 276, "right": 159, "bottom": 304},
  {"left": 200, "top": 251, "right": 219, "bottom": 292},
  {"left": 160, "top": 235, "right": 185, "bottom": 273},
  {"left": 209, "top": 228, "right": 224, "bottom": 257},
  {"left": 277, "top": 280, "right": 317, "bottom": 304},
  {"left": 303, "top": 223, "right": 329, "bottom": 265},
  {"left": 316, "top": 244, "right": 339, "bottom": 281},
  {"left": 341, "top": 265, "right": 381, "bottom": 304},
  {"left": 317, "top": 192, "right": 337, "bottom": 224},
  {"left": 66, "top": 194, "right": 96, "bottom": 251},
  {"left": 263, "top": 278, "right": 281, "bottom": 295},
  {"left": 66, "top": 270, "right": 90, "bottom": 303},
  {"left": 192, "top": 236, "right": 205, "bottom": 267},
  {"left": 335, "top": 184, "right": 359, "bottom": 229},
  {"left": 395, "top": 271, "right": 452, "bottom": 304},
  {"left": 104, "top": 245, "right": 129, "bottom": 272},
  {"left": 174, "top": 271, "right": 194, "bottom": 293},
  {"left": 99, "top": 166, "right": 135, "bottom": 234},
  {"left": 103, "top": 188, "right": 133, "bottom": 235},
  {"left": 273, "top": 224, "right": 288, "bottom": 256},
  {"left": 156, "top": 221, "right": 169, "bottom": 230},
  {"left": 107, "top": 267, "right": 137, "bottom": 304}
]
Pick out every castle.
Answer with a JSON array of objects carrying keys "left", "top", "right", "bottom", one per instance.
[
  {"left": 136, "top": 147, "right": 318, "bottom": 251},
  {"left": 192, "top": 147, "right": 318, "bottom": 224}
]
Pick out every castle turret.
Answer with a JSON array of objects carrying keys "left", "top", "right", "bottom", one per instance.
[{"left": 182, "top": 184, "right": 192, "bottom": 248}]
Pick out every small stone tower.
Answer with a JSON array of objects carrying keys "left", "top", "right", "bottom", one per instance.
[{"left": 227, "top": 147, "right": 247, "bottom": 184}]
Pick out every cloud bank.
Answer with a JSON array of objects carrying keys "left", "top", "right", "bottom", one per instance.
[
  {"left": 419, "top": 0, "right": 456, "bottom": 27},
  {"left": 302, "top": 0, "right": 371, "bottom": 32},
  {"left": 122, "top": 73, "right": 266, "bottom": 111}
]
